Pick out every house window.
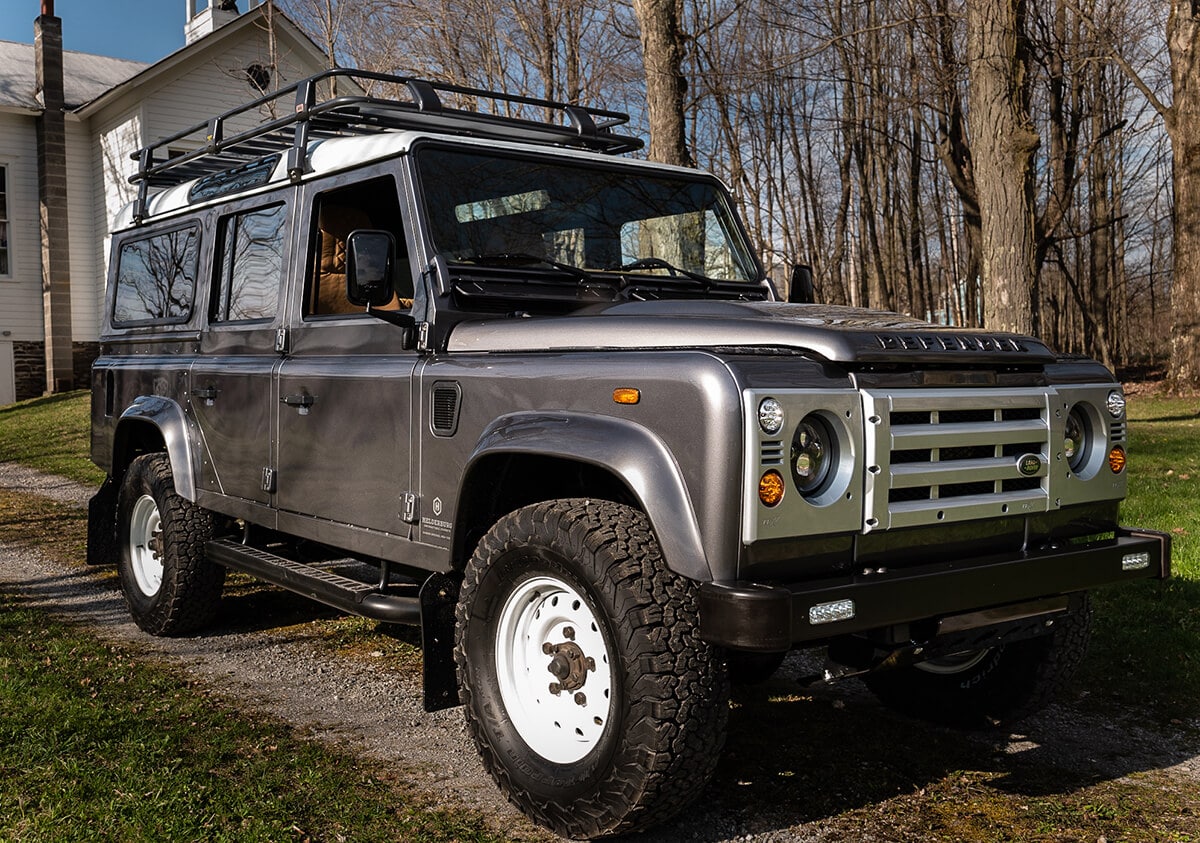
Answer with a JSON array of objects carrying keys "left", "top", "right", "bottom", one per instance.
[
  {"left": 0, "top": 166, "right": 9, "bottom": 276},
  {"left": 211, "top": 203, "right": 286, "bottom": 322},
  {"left": 113, "top": 224, "right": 200, "bottom": 325}
]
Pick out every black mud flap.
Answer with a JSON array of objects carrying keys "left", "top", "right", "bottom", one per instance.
[
  {"left": 420, "top": 572, "right": 461, "bottom": 712},
  {"left": 86, "top": 476, "right": 119, "bottom": 566}
]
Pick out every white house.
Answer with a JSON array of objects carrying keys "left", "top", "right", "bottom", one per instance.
[{"left": 0, "top": 0, "right": 331, "bottom": 404}]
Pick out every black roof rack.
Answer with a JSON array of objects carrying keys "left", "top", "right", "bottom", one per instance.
[{"left": 128, "top": 68, "right": 644, "bottom": 222}]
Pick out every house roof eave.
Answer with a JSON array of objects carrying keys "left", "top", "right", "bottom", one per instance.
[{"left": 73, "top": 3, "right": 329, "bottom": 119}]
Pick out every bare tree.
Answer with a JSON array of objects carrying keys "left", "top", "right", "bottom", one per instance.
[
  {"left": 966, "top": 0, "right": 1039, "bottom": 333},
  {"left": 275, "top": 0, "right": 1174, "bottom": 367},
  {"left": 631, "top": 0, "right": 693, "bottom": 165}
]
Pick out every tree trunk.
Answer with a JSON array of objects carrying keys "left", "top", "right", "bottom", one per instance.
[
  {"left": 1167, "top": 2, "right": 1200, "bottom": 390},
  {"left": 631, "top": 0, "right": 692, "bottom": 166},
  {"left": 966, "top": 0, "right": 1039, "bottom": 334}
]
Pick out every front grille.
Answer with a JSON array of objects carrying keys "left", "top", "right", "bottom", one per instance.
[{"left": 865, "top": 389, "right": 1051, "bottom": 530}]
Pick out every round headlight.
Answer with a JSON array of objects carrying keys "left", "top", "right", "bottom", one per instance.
[
  {"left": 791, "top": 414, "right": 835, "bottom": 496},
  {"left": 1106, "top": 390, "right": 1126, "bottom": 418},
  {"left": 1064, "top": 405, "right": 1090, "bottom": 472},
  {"left": 758, "top": 398, "right": 785, "bottom": 435}
]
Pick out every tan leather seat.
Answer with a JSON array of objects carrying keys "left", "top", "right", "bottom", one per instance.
[{"left": 315, "top": 205, "right": 372, "bottom": 314}]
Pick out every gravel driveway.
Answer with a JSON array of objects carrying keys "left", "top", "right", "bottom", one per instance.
[{"left": 2, "top": 461, "right": 1197, "bottom": 842}]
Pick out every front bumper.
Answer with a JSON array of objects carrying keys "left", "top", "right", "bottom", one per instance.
[{"left": 698, "top": 527, "right": 1171, "bottom": 652}]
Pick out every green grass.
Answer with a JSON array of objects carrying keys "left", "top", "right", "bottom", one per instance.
[
  {"left": 0, "top": 489, "right": 525, "bottom": 842},
  {"left": 0, "top": 594, "right": 515, "bottom": 843},
  {"left": 1075, "top": 394, "right": 1200, "bottom": 722},
  {"left": 0, "top": 391, "right": 104, "bottom": 486}
]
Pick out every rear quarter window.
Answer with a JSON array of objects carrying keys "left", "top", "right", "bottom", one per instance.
[{"left": 113, "top": 223, "right": 201, "bottom": 326}]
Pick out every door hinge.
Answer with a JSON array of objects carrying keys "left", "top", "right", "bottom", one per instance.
[
  {"left": 261, "top": 467, "right": 277, "bottom": 493},
  {"left": 402, "top": 492, "right": 420, "bottom": 524},
  {"left": 416, "top": 322, "right": 430, "bottom": 352},
  {"left": 275, "top": 327, "right": 290, "bottom": 354}
]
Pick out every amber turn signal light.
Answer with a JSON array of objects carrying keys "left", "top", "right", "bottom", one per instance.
[
  {"left": 613, "top": 388, "right": 640, "bottom": 405},
  {"left": 1108, "top": 445, "right": 1126, "bottom": 474},
  {"left": 759, "top": 470, "right": 785, "bottom": 506}
]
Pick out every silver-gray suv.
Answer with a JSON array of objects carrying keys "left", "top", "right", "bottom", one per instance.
[{"left": 87, "top": 69, "right": 1170, "bottom": 838}]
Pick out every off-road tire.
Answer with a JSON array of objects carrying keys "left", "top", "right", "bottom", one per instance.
[
  {"left": 454, "top": 499, "right": 729, "bottom": 839},
  {"left": 863, "top": 593, "right": 1093, "bottom": 729},
  {"left": 117, "top": 453, "right": 225, "bottom": 636}
]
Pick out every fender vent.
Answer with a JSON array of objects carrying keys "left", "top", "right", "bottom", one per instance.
[{"left": 431, "top": 382, "right": 461, "bottom": 437}]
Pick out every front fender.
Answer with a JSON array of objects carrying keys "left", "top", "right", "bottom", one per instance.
[
  {"left": 463, "top": 411, "right": 711, "bottom": 582},
  {"left": 115, "top": 395, "right": 198, "bottom": 501}
]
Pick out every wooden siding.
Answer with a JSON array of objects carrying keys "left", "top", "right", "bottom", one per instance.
[
  {"left": 66, "top": 117, "right": 100, "bottom": 341},
  {"left": 0, "top": 112, "right": 44, "bottom": 343}
]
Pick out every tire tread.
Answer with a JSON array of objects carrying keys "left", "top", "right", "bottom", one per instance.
[{"left": 455, "top": 499, "right": 728, "bottom": 838}]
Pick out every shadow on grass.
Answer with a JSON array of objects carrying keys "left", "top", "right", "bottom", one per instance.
[
  {"left": 1135, "top": 411, "right": 1200, "bottom": 423},
  {"left": 0, "top": 390, "right": 87, "bottom": 417},
  {"left": 629, "top": 648, "right": 1200, "bottom": 841}
]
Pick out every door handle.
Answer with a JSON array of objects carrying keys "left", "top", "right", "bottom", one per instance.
[
  {"left": 281, "top": 392, "right": 315, "bottom": 415},
  {"left": 193, "top": 385, "right": 218, "bottom": 405}
]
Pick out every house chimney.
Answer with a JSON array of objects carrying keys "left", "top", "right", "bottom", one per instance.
[
  {"left": 185, "top": 0, "right": 240, "bottom": 45},
  {"left": 35, "top": 1, "right": 75, "bottom": 394}
]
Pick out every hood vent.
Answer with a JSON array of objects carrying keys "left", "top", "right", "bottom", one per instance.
[{"left": 875, "top": 333, "right": 1029, "bottom": 353}]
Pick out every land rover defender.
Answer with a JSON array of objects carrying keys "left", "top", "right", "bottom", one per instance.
[{"left": 87, "top": 69, "right": 1170, "bottom": 838}]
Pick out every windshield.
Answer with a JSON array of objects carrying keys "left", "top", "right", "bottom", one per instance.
[{"left": 415, "top": 147, "right": 760, "bottom": 283}]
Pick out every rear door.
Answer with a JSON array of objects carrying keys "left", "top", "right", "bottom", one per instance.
[{"left": 190, "top": 193, "right": 291, "bottom": 508}]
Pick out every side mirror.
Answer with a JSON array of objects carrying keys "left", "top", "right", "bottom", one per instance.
[
  {"left": 788, "top": 264, "right": 815, "bottom": 304},
  {"left": 345, "top": 229, "right": 396, "bottom": 307}
]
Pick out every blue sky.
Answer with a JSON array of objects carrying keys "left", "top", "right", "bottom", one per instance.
[{"left": 0, "top": 0, "right": 190, "bottom": 64}]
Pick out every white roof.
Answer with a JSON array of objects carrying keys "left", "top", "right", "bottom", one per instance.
[
  {"left": 0, "top": 39, "right": 145, "bottom": 111},
  {"left": 113, "top": 129, "right": 701, "bottom": 233}
]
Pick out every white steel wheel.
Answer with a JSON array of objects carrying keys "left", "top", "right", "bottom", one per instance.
[
  {"left": 455, "top": 499, "right": 729, "bottom": 839},
  {"left": 116, "top": 453, "right": 224, "bottom": 636},
  {"left": 494, "top": 575, "right": 612, "bottom": 764},
  {"left": 914, "top": 648, "right": 992, "bottom": 675},
  {"left": 864, "top": 593, "right": 1093, "bottom": 729},
  {"left": 127, "top": 493, "right": 164, "bottom": 597}
]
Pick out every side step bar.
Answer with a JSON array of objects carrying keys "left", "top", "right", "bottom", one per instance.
[
  {"left": 205, "top": 538, "right": 462, "bottom": 711},
  {"left": 206, "top": 538, "right": 421, "bottom": 625}
]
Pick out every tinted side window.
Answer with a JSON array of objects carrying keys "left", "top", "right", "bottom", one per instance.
[
  {"left": 211, "top": 203, "right": 286, "bottom": 322},
  {"left": 113, "top": 225, "right": 200, "bottom": 325}
]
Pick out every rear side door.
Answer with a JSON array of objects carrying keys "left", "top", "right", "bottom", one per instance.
[{"left": 190, "top": 193, "right": 291, "bottom": 509}]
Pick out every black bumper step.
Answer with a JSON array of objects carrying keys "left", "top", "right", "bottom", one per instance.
[{"left": 206, "top": 538, "right": 422, "bottom": 625}]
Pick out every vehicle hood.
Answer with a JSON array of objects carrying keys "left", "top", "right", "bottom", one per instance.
[{"left": 446, "top": 300, "right": 1056, "bottom": 365}]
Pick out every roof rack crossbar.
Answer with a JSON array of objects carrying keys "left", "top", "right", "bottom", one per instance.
[{"left": 128, "top": 67, "right": 642, "bottom": 203}]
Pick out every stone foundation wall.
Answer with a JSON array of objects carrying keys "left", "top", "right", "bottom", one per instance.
[
  {"left": 11, "top": 341, "right": 98, "bottom": 401},
  {"left": 13, "top": 342, "right": 45, "bottom": 401},
  {"left": 73, "top": 342, "right": 99, "bottom": 391}
]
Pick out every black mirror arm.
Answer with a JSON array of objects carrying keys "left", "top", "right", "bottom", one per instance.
[{"left": 365, "top": 304, "right": 411, "bottom": 329}]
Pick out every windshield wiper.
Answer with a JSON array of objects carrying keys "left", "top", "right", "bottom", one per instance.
[
  {"left": 609, "top": 256, "right": 713, "bottom": 287},
  {"left": 456, "top": 252, "right": 588, "bottom": 279}
]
